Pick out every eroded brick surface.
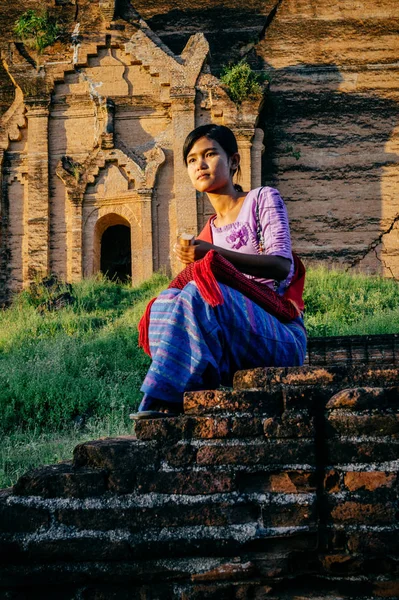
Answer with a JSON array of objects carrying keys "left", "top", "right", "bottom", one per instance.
[
  {"left": 1, "top": 363, "right": 399, "bottom": 596},
  {"left": 184, "top": 389, "right": 283, "bottom": 416},
  {"left": 13, "top": 462, "right": 107, "bottom": 499}
]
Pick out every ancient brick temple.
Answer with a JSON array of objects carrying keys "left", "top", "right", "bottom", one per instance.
[
  {"left": 1, "top": 0, "right": 399, "bottom": 301},
  {"left": 0, "top": 0, "right": 265, "bottom": 302}
]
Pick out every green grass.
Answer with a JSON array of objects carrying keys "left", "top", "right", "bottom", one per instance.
[
  {"left": 303, "top": 266, "right": 399, "bottom": 337},
  {"left": 0, "top": 273, "right": 168, "bottom": 434},
  {"left": 0, "top": 267, "right": 398, "bottom": 489},
  {"left": 0, "top": 407, "right": 133, "bottom": 490}
]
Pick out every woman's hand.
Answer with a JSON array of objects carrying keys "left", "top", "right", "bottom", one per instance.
[
  {"left": 173, "top": 240, "right": 214, "bottom": 265},
  {"left": 174, "top": 240, "right": 291, "bottom": 280}
]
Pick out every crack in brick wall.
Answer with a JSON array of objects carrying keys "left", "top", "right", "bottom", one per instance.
[{"left": 346, "top": 212, "right": 399, "bottom": 279}]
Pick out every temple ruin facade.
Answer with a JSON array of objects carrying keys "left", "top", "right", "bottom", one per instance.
[
  {"left": 0, "top": 0, "right": 398, "bottom": 302},
  {"left": 0, "top": 2, "right": 264, "bottom": 301}
]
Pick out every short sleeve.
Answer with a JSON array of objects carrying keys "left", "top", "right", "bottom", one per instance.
[{"left": 257, "top": 187, "right": 293, "bottom": 261}]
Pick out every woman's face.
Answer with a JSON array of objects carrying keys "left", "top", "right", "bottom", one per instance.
[{"left": 186, "top": 136, "right": 238, "bottom": 194}]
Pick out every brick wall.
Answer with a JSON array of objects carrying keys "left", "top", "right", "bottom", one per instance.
[
  {"left": 0, "top": 362, "right": 398, "bottom": 598},
  {"left": 305, "top": 333, "right": 399, "bottom": 367}
]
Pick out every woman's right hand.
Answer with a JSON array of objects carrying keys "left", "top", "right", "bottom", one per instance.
[{"left": 173, "top": 240, "right": 214, "bottom": 265}]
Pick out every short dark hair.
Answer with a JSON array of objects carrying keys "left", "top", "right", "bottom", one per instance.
[
  {"left": 182, "top": 125, "right": 242, "bottom": 189},
  {"left": 183, "top": 124, "right": 238, "bottom": 165}
]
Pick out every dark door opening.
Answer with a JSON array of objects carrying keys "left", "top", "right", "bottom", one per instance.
[{"left": 100, "top": 224, "right": 131, "bottom": 283}]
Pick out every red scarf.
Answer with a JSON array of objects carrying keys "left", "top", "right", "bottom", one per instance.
[{"left": 138, "top": 219, "right": 306, "bottom": 357}]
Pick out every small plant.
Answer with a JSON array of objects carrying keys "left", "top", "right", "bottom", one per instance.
[
  {"left": 14, "top": 10, "right": 60, "bottom": 53},
  {"left": 220, "top": 60, "right": 267, "bottom": 105},
  {"left": 284, "top": 144, "right": 301, "bottom": 161},
  {"left": 62, "top": 156, "right": 81, "bottom": 181}
]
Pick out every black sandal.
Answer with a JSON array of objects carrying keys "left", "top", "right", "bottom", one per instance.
[
  {"left": 129, "top": 409, "right": 180, "bottom": 420},
  {"left": 130, "top": 397, "right": 183, "bottom": 420}
]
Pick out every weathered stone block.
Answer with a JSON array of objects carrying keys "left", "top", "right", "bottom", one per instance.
[
  {"left": 233, "top": 366, "right": 340, "bottom": 390},
  {"left": 327, "top": 499, "right": 396, "bottom": 525},
  {"left": 196, "top": 440, "right": 316, "bottom": 467},
  {"left": 326, "top": 437, "right": 399, "bottom": 464},
  {"left": 237, "top": 470, "right": 317, "bottom": 494},
  {"left": 319, "top": 553, "right": 366, "bottom": 575},
  {"left": 135, "top": 416, "right": 265, "bottom": 442},
  {"left": 323, "top": 469, "right": 342, "bottom": 493},
  {"left": 229, "top": 416, "right": 264, "bottom": 437},
  {"left": 263, "top": 410, "right": 315, "bottom": 438},
  {"left": 261, "top": 498, "right": 316, "bottom": 528},
  {"left": 234, "top": 366, "right": 399, "bottom": 391},
  {"left": 282, "top": 385, "right": 334, "bottom": 410},
  {"left": 73, "top": 437, "right": 158, "bottom": 470},
  {"left": 163, "top": 442, "right": 197, "bottom": 467},
  {"left": 345, "top": 529, "right": 399, "bottom": 554},
  {"left": 136, "top": 470, "right": 236, "bottom": 495},
  {"left": 343, "top": 471, "right": 397, "bottom": 492},
  {"left": 24, "top": 535, "right": 131, "bottom": 563},
  {"left": 190, "top": 417, "right": 230, "bottom": 439},
  {"left": 183, "top": 389, "right": 283, "bottom": 416},
  {"left": 373, "top": 580, "right": 399, "bottom": 597},
  {"left": 56, "top": 501, "right": 259, "bottom": 531},
  {"left": 73, "top": 437, "right": 159, "bottom": 493},
  {"left": 191, "top": 560, "right": 256, "bottom": 582},
  {"left": 13, "top": 462, "right": 107, "bottom": 499},
  {"left": 326, "top": 410, "right": 399, "bottom": 437},
  {"left": 134, "top": 417, "right": 190, "bottom": 441},
  {"left": 326, "top": 387, "right": 399, "bottom": 410}
]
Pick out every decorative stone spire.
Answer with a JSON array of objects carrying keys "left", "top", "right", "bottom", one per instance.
[{"left": 99, "top": 0, "right": 116, "bottom": 21}]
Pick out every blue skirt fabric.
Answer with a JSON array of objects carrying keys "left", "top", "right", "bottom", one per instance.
[{"left": 140, "top": 282, "right": 307, "bottom": 406}]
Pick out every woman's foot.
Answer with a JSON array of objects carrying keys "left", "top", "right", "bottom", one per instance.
[{"left": 130, "top": 395, "right": 184, "bottom": 420}]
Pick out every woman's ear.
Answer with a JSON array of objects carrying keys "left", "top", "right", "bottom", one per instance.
[{"left": 229, "top": 152, "right": 240, "bottom": 171}]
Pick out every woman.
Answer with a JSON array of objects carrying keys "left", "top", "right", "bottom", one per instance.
[{"left": 132, "top": 124, "right": 306, "bottom": 419}]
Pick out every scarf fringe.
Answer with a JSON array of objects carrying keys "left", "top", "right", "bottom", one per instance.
[
  {"left": 193, "top": 251, "right": 224, "bottom": 307},
  {"left": 138, "top": 297, "right": 156, "bottom": 356}
]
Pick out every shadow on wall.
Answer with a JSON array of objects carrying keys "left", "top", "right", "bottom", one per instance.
[
  {"left": 257, "top": 62, "right": 399, "bottom": 277},
  {"left": 0, "top": 62, "right": 16, "bottom": 119}
]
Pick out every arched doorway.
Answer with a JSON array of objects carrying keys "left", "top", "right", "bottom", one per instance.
[{"left": 100, "top": 224, "right": 132, "bottom": 282}]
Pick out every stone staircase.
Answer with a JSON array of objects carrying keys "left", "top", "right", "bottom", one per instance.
[{"left": 1, "top": 364, "right": 399, "bottom": 598}]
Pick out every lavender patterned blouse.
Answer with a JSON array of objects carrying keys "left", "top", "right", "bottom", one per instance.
[{"left": 210, "top": 187, "right": 294, "bottom": 295}]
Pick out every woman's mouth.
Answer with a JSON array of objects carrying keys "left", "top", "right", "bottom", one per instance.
[{"left": 197, "top": 174, "right": 209, "bottom": 180}]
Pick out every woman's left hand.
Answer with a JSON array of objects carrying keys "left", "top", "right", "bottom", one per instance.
[{"left": 173, "top": 240, "right": 214, "bottom": 264}]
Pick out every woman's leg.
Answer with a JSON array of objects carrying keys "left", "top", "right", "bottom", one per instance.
[{"left": 139, "top": 282, "right": 306, "bottom": 407}]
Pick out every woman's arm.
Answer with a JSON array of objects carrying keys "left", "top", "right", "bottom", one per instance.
[{"left": 174, "top": 240, "right": 291, "bottom": 280}]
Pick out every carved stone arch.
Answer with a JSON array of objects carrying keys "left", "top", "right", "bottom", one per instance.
[
  {"left": 83, "top": 200, "right": 153, "bottom": 286},
  {"left": 58, "top": 143, "right": 164, "bottom": 284},
  {"left": 57, "top": 145, "right": 165, "bottom": 203},
  {"left": 94, "top": 212, "right": 132, "bottom": 282}
]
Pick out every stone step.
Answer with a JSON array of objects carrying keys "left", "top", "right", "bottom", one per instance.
[
  {"left": 135, "top": 411, "right": 314, "bottom": 441},
  {"left": 12, "top": 461, "right": 107, "bottom": 499},
  {"left": 183, "top": 389, "right": 283, "bottom": 416},
  {"left": 233, "top": 365, "right": 399, "bottom": 391}
]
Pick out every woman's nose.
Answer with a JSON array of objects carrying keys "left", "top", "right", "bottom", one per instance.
[{"left": 198, "top": 157, "right": 207, "bottom": 170}]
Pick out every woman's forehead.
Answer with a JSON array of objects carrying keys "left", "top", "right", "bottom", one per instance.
[{"left": 188, "top": 137, "right": 223, "bottom": 156}]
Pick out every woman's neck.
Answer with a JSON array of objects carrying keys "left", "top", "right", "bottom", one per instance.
[{"left": 207, "top": 187, "right": 247, "bottom": 227}]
